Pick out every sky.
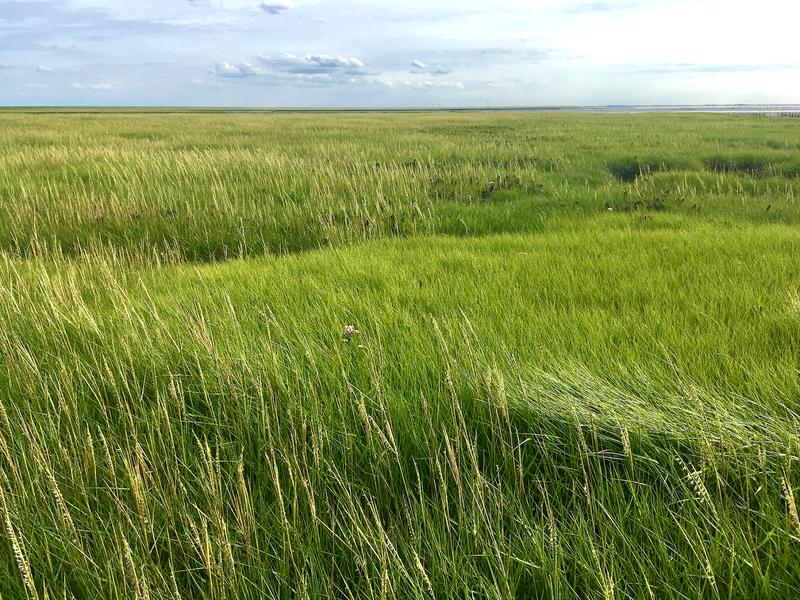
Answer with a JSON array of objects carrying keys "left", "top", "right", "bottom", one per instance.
[{"left": 1, "top": 0, "right": 799, "bottom": 107}]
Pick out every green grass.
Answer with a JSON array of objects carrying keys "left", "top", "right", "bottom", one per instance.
[
  {"left": 2, "top": 112, "right": 800, "bottom": 262},
  {"left": 2, "top": 111, "right": 800, "bottom": 598}
]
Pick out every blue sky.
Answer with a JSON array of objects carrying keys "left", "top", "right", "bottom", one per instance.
[{"left": 1, "top": 0, "right": 798, "bottom": 106}]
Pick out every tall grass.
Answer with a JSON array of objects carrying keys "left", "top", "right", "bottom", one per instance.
[
  {"left": 1, "top": 112, "right": 800, "bottom": 598},
  {"left": 2, "top": 112, "right": 800, "bottom": 262}
]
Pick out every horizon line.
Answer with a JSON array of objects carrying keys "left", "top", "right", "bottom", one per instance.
[{"left": 2, "top": 103, "right": 800, "bottom": 114}]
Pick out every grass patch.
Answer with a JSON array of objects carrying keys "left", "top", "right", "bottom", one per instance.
[
  {"left": 606, "top": 155, "right": 695, "bottom": 182},
  {"left": 705, "top": 153, "right": 773, "bottom": 176}
]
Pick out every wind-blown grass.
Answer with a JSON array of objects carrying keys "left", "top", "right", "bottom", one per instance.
[
  {"left": 2, "top": 112, "right": 800, "bottom": 262},
  {"left": 1, "top": 111, "right": 800, "bottom": 598}
]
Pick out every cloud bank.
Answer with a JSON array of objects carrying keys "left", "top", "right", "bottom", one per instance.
[{"left": 2, "top": 0, "right": 799, "bottom": 106}]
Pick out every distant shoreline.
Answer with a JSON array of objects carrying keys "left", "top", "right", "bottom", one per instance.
[{"left": 2, "top": 104, "right": 800, "bottom": 115}]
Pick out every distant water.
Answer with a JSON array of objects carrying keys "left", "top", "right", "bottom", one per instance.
[
  {"left": 473, "top": 104, "right": 800, "bottom": 114},
  {"left": 7, "top": 105, "right": 800, "bottom": 115}
]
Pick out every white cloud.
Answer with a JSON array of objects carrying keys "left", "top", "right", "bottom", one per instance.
[
  {"left": 259, "top": 54, "right": 367, "bottom": 74},
  {"left": 388, "top": 79, "right": 465, "bottom": 90},
  {"left": 37, "top": 66, "right": 53, "bottom": 73},
  {"left": 213, "top": 61, "right": 262, "bottom": 78},
  {"left": 71, "top": 82, "right": 117, "bottom": 91},
  {"left": 214, "top": 55, "right": 368, "bottom": 81},
  {"left": 211, "top": 53, "right": 370, "bottom": 86},
  {"left": 260, "top": 1, "right": 293, "bottom": 15},
  {"left": 410, "top": 60, "right": 451, "bottom": 75}
]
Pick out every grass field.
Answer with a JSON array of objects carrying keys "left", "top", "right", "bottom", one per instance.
[{"left": 2, "top": 111, "right": 800, "bottom": 598}]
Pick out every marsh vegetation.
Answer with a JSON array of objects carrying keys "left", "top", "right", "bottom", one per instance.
[{"left": 2, "top": 112, "right": 800, "bottom": 598}]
